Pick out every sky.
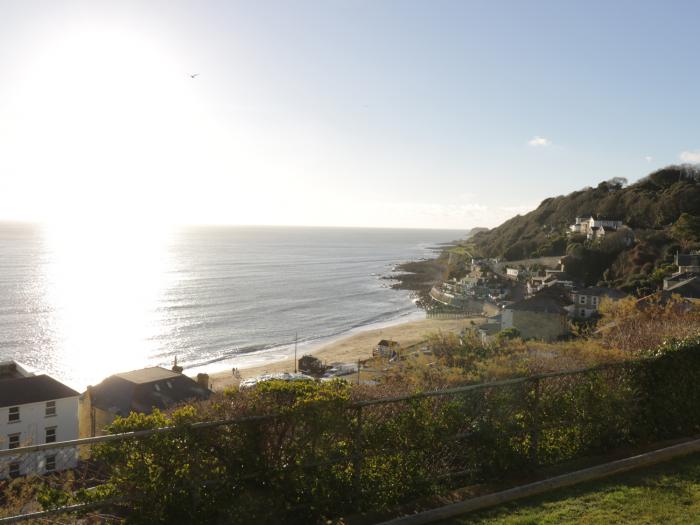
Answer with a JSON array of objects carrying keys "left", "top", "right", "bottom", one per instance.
[{"left": 1, "top": 1, "right": 699, "bottom": 230}]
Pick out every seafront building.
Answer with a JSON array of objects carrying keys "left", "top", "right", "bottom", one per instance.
[
  {"left": 0, "top": 361, "right": 79, "bottom": 479},
  {"left": 80, "top": 366, "right": 212, "bottom": 437}
]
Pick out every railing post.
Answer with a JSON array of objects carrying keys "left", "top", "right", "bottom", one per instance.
[
  {"left": 353, "top": 405, "right": 363, "bottom": 505},
  {"left": 530, "top": 377, "right": 540, "bottom": 467}
]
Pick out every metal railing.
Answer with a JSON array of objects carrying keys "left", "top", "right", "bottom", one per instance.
[{"left": 0, "top": 354, "right": 695, "bottom": 523}]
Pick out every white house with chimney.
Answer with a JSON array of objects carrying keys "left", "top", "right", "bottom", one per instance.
[
  {"left": 0, "top": 361, "right": 79, "bottom": 479},
  {"left": 569, "top": 216, "right": 624, "bottom": 240}
]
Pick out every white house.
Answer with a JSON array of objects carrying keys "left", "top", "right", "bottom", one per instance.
[
  {"left": 569, "top": 216, "right": 624, "bottom": 240},
  {"left": 0, "top": 361, "right": 80, "bottom": 479},
  {"left": 506, "top": 268, "right": 520, "bottom": 280}
]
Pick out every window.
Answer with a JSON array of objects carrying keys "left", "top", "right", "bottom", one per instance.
[
  {"left": 45, "top": 401, "right": 56, "bottom": 417},
  {"left": 580, "top": 308, "right": 587, "bottom": 317},
  {"left": 579, "top": 295, "right": 587, "bottom": 305},
  {"left": 8, "top": 406, "right": 19, "bottom": 423},
  {"left": 8, "top": 433, "right": 20, "bottom": 450},
  {"left": 45, "top": 455, "right": 56, "bottom": 473},
  {"left": 45, "top": 427, "right": 56, "bottom": 444},
  {"left": 9, "top": 462, "right": 20, "bottom": 478},
  {"left": 591, "top": 296, "right": 599, "bottom": 306}
]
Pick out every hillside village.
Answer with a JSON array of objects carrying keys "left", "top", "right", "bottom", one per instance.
[
  {"left": 9, "top": 169, "right": 700, "bottom": 476},
  {"left": 426, "top": 166, "right": 700, "bottom": 342}
]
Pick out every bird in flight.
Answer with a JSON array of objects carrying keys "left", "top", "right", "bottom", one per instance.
[{"left": 190, "top": 73, "right": 199, "bottom": 79}]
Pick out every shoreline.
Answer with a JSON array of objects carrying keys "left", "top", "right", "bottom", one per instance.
[
  {"left": 208, "top": 315, "right": 484, "bottom": 391},
  {"left": 186, "top": 308, "right": 426, "bottom": 377}
]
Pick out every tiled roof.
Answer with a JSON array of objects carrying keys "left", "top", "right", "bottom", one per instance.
[
  {"left": 89, "top": 367, "right": 211, "bottom": 416},
  {"left": 0, "top": 375, "right": 79, "bottom": 408},
  {"left": 114, "top": 367, "right": 180, "bottom": 384},
  {"left": 507, "top": 295, "right": 568, "bottom": 315},
  {"left": 573, "top": 287, "right": 627, "bottom": 299}
]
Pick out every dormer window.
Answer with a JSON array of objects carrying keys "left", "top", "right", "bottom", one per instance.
[{"left": 8, "top": 407, "right": 19, "bottom": 423}]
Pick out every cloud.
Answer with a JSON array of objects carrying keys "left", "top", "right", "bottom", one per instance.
[
  {"left": 528, "top": 136, "right": 551, "bottom": 147},
  {"left": 365, "top": 198, "right": 538, "bottom": 230},
  {"left": 645, "top": 156, "right": 653, "bottom": 163},
  {"left": 680, "top": 150, "right": 700, "bottom": 163}
]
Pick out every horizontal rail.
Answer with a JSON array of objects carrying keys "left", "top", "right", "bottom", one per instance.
[
  {"left": 377, "top": 436, "right": 700, "bottom": 525},
  {"left": 0, "top": 414, "right": 276, "bottom": 458},
  {"left": 0, "top": 498, "right": 120, "bottom": 524},
  {"left": 0, "top": 360, "right": 644, "bottom": 458}
]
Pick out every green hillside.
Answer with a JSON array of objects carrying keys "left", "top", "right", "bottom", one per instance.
[{"left": 466, "top": 165, "right": 700, "bottom": 293}]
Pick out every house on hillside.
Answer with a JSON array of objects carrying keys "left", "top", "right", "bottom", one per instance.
[
  {"left": 675, "top": 253, "right": 700, "bottom": 275},
  {"left": 663, "top": 274, "right": 700, "bottom": 300},
  {"left": 526, "top": 259, "right": 577, "bottom": 297},
  {"left": 501, "top": 292, "right": 570, "bottom": 341},
  {"left": 527, "top": 274, "right": 554, "bottom": 296},
  {"left": 569, "top": 215, "right": 624, "bottom": 241},
  {"left": 570, "top": 287, "right": 627, "bottom": 319},
  {"left": 505, "top": 268, "right": 521, "bottom": 280},
  {"left": 0, "top": 361, "right": 79, "bottom": 479},
  {"left": 80, "top": 367, "right": 211, "bottom": 437},
  {"left": 477, "top": 315, "right": 502, "bottom": 343}
]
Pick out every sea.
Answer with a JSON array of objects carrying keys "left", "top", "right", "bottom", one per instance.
[{"left": 0, "top": 223, "right": 461, "bottom": 390}]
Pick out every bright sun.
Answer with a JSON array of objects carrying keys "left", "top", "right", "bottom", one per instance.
[{"left": 4, "top": 22, "right": 229, "bottom": 227}]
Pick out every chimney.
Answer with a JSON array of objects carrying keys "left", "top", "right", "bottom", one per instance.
[
  {"left": 196, "top": 373, "right": 210, "bottom": 390},
  {"left": 171, "top": 355, "right": 183, "bottom": 374}
]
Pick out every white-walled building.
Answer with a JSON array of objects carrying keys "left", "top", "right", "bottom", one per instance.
[
  {"left": 569, "top": 216, "right": 624, "bottom": 240},
  {"left": 506, "top": 268, "right": 520, "bottom": 280},
  {"left": 0, "top": 361, "right": 79, "bottom": 479}
]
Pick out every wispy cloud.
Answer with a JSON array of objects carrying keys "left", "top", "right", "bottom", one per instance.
[
  {"left": 680, "top": 150, "right": 700, "bottom": 163},
  {"left": 528, "top": 136, "right": 551, "bottom": 147},
  {"left": 369, "top": 198, "right": 537, "bottom": 230}
]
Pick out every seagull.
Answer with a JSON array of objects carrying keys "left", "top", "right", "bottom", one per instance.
[{"left": 189, "top": 73, "right": 199, "bottom": 79}]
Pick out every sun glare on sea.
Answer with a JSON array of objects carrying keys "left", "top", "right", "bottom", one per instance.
[{"left": 40, "top": 219, "right": 175, "bottom": 388}]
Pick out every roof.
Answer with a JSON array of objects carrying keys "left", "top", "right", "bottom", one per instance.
[
  {"left": 664, "top": 275, "right": 700, "bottom": 299},
  {"left": 0, "top": 375, "right": 79, "bottom": 408},
  {"left": 89, "top": 367, "right": 211, "bottom": 416},
  {"left": 593, "top": 215, "right": 623, "bottom": 221},
  {"left": 573, "top": 287, "right": 627, "bottom": 299},
  {"left": 677, "top": 254, "right": 700, "bottom": 267},
  {"left": 507, "top": 295, "right": 568, "bottom": 315},
  {"left": 114, "top": 367, "right": 180, "bottom": 384},
  {"left": 377, "top": 340, "right": 400, "bottom": 347}
]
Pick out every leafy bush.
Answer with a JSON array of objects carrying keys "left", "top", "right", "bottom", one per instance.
[{"left": 40, "top": 325, "right": 700, "bottom": 524}]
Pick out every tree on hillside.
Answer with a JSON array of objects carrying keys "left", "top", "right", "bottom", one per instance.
[{"left": 671, "top": 213, "right": 700, "bottom": 247}]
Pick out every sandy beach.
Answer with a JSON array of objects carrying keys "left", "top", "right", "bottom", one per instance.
[{"left": 209, "top": 316, "right": 483, "bottom": 390}]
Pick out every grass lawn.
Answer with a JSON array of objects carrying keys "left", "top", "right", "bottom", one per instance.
[{"left": 440, "top": 453, "right": 700, "bottom": 524}]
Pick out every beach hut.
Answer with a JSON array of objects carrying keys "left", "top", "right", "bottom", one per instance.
[{"left": 374, "top": 339, "right": 400, "bottom": 358}]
